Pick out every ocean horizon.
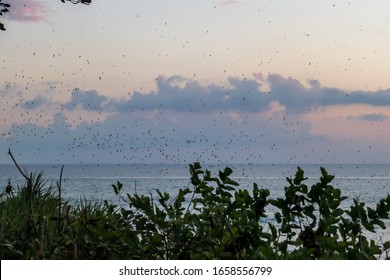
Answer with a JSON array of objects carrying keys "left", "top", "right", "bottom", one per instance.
[{"left": 2, "top": 162, "right": 390, "bottom": 203}]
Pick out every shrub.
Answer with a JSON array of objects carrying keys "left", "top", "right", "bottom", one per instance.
[{"left": 1, "top": 153, "right": 390, "bottom": 259}]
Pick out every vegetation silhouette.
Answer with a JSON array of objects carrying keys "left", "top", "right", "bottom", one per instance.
[{"left": 1, "top": 150, "right": 390, "bottom": 259}]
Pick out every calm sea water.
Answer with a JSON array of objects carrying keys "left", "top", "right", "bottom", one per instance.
[{"left": 1, "top": 163, "right": 390, "bottom": 206}]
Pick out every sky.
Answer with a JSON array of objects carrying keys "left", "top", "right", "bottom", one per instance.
[{"left": 1, "top": 0, "right": 390, "bottom": 164}]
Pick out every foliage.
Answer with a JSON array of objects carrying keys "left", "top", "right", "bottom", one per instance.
[
  {"left": 268, "top": 167, "right": 390, "bottom": 259},
  {"left": 1, "top": 154, "right": 390, "bottom": 259}
]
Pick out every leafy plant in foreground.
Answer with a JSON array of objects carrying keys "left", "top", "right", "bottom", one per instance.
[
  {"left": 1, "top": 152, "right": 390, "bottom": 259},
  {"left": 119, "top": 162, "right": 272, "bottom": 259},
  {"left": 268, "top": 167, "right": 390, "bottom": 259}
]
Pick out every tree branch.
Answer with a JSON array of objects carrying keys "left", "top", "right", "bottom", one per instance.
[{"left": 8, "top": 148, "right": 29, "bottom": 181}]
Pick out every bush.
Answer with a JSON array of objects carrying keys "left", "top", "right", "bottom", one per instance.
[{"left": 1, "top": 158, "right": 390, "bottom": 259}]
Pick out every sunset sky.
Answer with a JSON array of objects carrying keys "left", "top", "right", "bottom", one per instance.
[{"left": 1, "top": 0, "right": 390, "bottom": 164}]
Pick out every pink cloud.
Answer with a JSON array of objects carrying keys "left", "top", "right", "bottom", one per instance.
[
  {"left": 217, "top": 1, "right": 242, "bottom": 6},
  {"left": 5, "top": 0, "right": 51, "bottom": 23}
]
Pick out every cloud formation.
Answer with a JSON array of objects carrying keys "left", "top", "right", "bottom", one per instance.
[
  {"left": 267, "top": 74, "right": 390, "bottom": 113},
  {"left": 32, "top": 73, "right": 390, "bottom": 115},
  {"left": 217, "top": 1, "right": 242, "bottom": 6},
  {"left": 22, "top": 95, "right": 48, "bottom": 110},
  {"left": 5, "top": 73, "right": 390, "bottom": 164},
  {"left": 64, "top": 89, "right": 109, "bottom": 111},
  {"left": 107, "top": 75, "right": 270, "bottom": 113},
  {"left": 359, "top": 113, "right": 385, "bottom": 122},
  {"left": 5, "top": 0, "right": 51, "bottom": 23}
]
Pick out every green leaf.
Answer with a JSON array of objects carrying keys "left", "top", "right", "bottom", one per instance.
[
  {"left": 269, "top": 198, "right": 285, "bottom": 209},
  {"left": 333, "top": 208, "right": 344, "bottom": 217},
  {"left": 224, "top": 167, "right": 233, "bottom": 176},
  {"left": 275, "top": 212, "right": 282, "bottom": 223},
  {"left": 333, "top": 188, "right": 341, "bottom": 198},
  {"left": 320, "top": 167, "right": 335, "bottom": 184},
  {"left": 372, "top": 220, "right": 385, "bottom": 229},
  {"left": 269, "top": 223, "right": 277, "bottom": 238},
  {"left": 301, "top": 184, "right": 308, "bottom": 194},
  {"left": 293, "top": 167, "right": 307, "bottom": 185},
  {"left": 330, "top": 200, "right": 341, "bottom": 210},
  {"left": 111, "top": 184, "right": 118, "bottom": 195}
]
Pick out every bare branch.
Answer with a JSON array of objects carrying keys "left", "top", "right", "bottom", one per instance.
[{"left": 8, "top": 148, "right": 29, "bottom": 181}]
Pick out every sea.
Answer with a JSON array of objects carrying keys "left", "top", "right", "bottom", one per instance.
[
  {"left": 1, "top": 163, "right": 390, "bottom": 205},
  {"left": 1, "top": 163, "right": 390, "bottom": 245}
]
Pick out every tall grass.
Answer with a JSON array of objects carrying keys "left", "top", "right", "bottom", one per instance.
[{"left": 0, "top": 171, "right": 59, "bottom": 258}]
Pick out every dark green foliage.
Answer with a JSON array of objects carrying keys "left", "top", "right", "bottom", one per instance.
[
  {"left": 267, "top": 166, "right": 389, "bottom": 259},
  {"left": 1, "top": 161, "right": 390, "bottom": 259}
]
